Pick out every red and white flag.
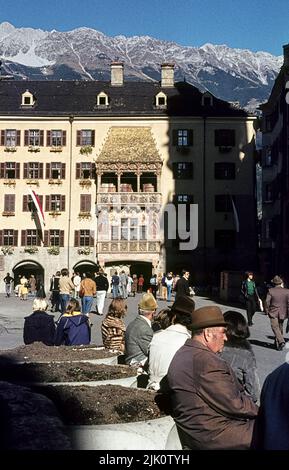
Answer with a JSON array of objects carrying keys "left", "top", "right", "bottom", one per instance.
[{"left": 28, "top": 188, "right": 45, "bottom": 239}]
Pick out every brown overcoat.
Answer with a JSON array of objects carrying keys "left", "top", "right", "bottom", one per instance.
[
  {"left": 167, "top": 339, "right": 258, "bottom": 450},
  {"left": 265, "top": 286, "right": 289, "bottom": 320}
]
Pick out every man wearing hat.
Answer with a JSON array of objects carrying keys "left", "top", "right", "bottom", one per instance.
[
  {"left": 125, "top": 293, "right": 157, "bottom": 366},
  {"left": 148, "top": 296, "right": 195, "bottom": 390},
  {"left": 166, "top": 305, "right": 258, "bottom": 450},
  {"left": 265, "top": 275, "right": 289, "bottom": 350}
]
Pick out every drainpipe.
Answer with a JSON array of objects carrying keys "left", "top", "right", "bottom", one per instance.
[
  {"left": 67, "top": 115, "right": 74, "bottom": 270},
  {"left": 203, "top": 116, "right": 207, "bottom": 280}
]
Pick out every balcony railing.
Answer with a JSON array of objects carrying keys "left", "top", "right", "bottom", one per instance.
[
  {"left": 96, "top": 192, "right": 162, "bottom": 207},
  {"left": 97, "top": 240, "right": 161, "bottom": 253}
]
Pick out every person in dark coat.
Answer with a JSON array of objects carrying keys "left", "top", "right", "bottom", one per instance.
[
  {"left": 54, "top": 298, "right": 90, "bottom": 346},
  {"left": 174, "top": 270, "right": 190, "bottom": 299},
  {"left": 265, "top": 275, "right": 289, "bottom": 350},
  {"left": 241, "top": 271, "right": 261, "bottom": 326},
  {"left": 23, "top": 298, "right": 55, "bottom": 346},
  {"left": 252, "top": 363, "right": 289, "bottom": 450},
  {"left": 220, "top": 310, "right": 260, "bottom": 403},
  {"left": 166, "top": 305, "right": 258, "bottom": 450}
]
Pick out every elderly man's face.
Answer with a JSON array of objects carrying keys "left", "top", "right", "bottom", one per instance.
[{"left": 206, "top": 326, "right": 227, "bottom": 353}]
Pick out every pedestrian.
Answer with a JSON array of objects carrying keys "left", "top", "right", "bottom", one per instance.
[
  {"left": 241, "top": 271, "right": 261, "bottom": 326},
  {"left": 49, "top": 271, "right": 61, "bottom": 312},
  {"left": 174, "top": 270, "right": 190, "bottom": 299},
  {"left": 165, "top": 272, "right": 174, "bottom": 302},
  {"left": 166, "top": 305, "right": 258, "bottom": 450},
  {"left": 95, "top": 269, "right": 109, "bottom": 315},
  {"left": 131, "top": 274, "right": 138, "bottom": 297},
  {"left": 265, "top": 275, "right": 289, "bottom": 350},
  {"left": 3, "top": 272, "right": 14, "bottom": 298},
  {"left": 79, "top": 272, "right": 96, "bottom": 316},
  {"left": 149, "top": 274, "right": 158, "bottom": 298},
  {"left": 138, "top": 274, "right": 144, "bottom": 293},
  {"left": 28, "top": 274, "right": 37, "bottom": 296},
  {"left": 19, "top": 275, "right": 29, "bottom": 301},
  {"left": 59, "top": 268, "right": 75, "bottom": 315},
  {"left": 220, "top": 310, "right": 260, "bottom": 403},
  {"left": 73, "top": 271, "right": 81, "bottom": 299},
  {"left": 111, "top": 271, "right": 120, "bottom": 298}
]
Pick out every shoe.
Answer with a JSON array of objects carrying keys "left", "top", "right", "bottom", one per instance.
[{"left": 278, "top": 343, "right": 285, "bottom": 351}]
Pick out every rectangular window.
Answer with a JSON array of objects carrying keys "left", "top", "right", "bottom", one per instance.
[
  {"left": 215, "top": 230, "right": 236, "bottom": 250},
  {"left": 51, "top": 130, "right": 63, "bottom": 147},
  {"left": 46, "top": 195, "right": 65, "bottom": 212},
  {"left": 25, "top": 229, "right": 39, "bottom": 246},
  {"left": 214, "top": 163, "right": 235, "bottom": 180},
  {"left": 51, "top": 163, "right": 61, "bottom": 179},
  {"left": 49, "top": 230, "right": 60, "bottom": 246},
  {"left": 23, "top": 195, "right": 43, "bottom": 212},
  {"left": 130, "top": 218, "right": 138, "bottom": 240},
  {"left": 5, "top": 130, "right": 17, "bottom": 147},
  {"left": 173, "top": 162, "right": 193, "bottom": 179},
  {"left": 51, "top": 195, "right": 61, "bottom": 212},
  {"left": 28, "top": 130, "right": 41, "bottom": 146},
  {"left": 77, "top": 130, "right": 95, "bottom": 146},
  {"left": 215, "top": 195, "right": 233, "bottom": 212},
  {"left": 79, "top": 229, "right": 91, "bottom": 246},
  {"left": 3, "top": 229, "right": 15, "bottom": 246},
  {"left": 24, "top": 162, "right": 43, "bottom": 179},
  {"left": 4, "top": 194, "right": 15, "bottom": 212},
  {"left": 80, "top": 194, "right": 91, "bottom": 212},
  {"left": 5, "top": 162, "right": 17, "bottom": 179},
  {"left": 215, "top": 129, "right": 235, "bottom": 147},
  {"left": 76, "top": 162, "right": 93, "bottom": 179},
  {"left": 139, "top": 225, "right": 147, "bottom": 240},
  {"left": 111, "top": 226, "right": 119, "bottom": 240},
  {"left": 173, "top": 129, "right": 193, "bottom": 146},
  {"left": 121, "top": 218, "right": 129, "bottom": 240},
  {"left": 178, "top": 130, "right": 188, "bottom": 146}
]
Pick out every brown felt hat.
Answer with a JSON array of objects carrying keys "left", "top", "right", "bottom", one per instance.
[
  {"left": 271, "top": 275, "right": 283, "bottom": 285},
  {"left": 170, "top": 295, "right": 195, "bottom": 315},
  {"left": 138, "top": 293, "right": 158, "bottom": 311},
  {"left": 190, "top": 306, "right": 227, "bottom": 330}
]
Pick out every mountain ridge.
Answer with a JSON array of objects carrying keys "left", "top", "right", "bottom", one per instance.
[{"left": 0, "top": 22, "right": 283, "bottom": 110}]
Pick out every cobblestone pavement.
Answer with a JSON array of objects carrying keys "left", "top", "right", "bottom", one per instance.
[{"left": 0, "top": 293, "right": 288, "bottom": 386}]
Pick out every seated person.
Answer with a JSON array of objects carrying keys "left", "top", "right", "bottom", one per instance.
[
  {"left": 101, "top": 298, "right": 127, "bottom": 353},
  {"left": 23, "top": 298, "right": 55, "bottom": 346},
  {"left": 125, "top": 293, "right": 157, "bottom": 366},
  {"left": 54, "top": 298, "right": 90, "bottom": 346},
  {"left": 148, "top": 296, "right": 195, "bottom": 390}
]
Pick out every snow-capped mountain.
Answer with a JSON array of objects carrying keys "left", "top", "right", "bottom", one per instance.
[{"left": 0, "top": 22, "right": 283, "bottom": 109}]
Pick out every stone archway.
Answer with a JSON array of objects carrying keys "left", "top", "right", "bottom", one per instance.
[
  {"left": 73, "top": 260, "right": 99, "bottom": 277},
  {"left": 13, "top": 260, "right": 44, "bottom": 286}
]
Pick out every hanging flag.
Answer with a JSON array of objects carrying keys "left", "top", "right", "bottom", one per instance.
[
  {"left": 230, "top": 195, "right": 240, "bottom": 233},
  {"left": 28, "top": 188, "right": 45, "bottom": 240}
]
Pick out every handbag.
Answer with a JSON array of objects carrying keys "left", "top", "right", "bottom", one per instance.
[{"left": 79, "top": 282, "right": 85, "bottom": 297}]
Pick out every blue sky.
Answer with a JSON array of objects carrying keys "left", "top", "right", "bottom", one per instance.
[{"left": 0, "top": 0, "right": 288, "bottom": 55}]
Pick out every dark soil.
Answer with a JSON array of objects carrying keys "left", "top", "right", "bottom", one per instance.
[
  {"left": 0, "top": 342, "right": 117, "bottom": 362},
  {"left": 0, "top": 381, "right": 71, "bottom": 449},
  {"left": 0, "top": 361, "right": 137, "bottom": 383},
  {"left": 34, "top": 384, "right": 162, "bottom": 425}
]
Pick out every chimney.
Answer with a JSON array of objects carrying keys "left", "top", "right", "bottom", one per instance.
[
  {"left": 283, "top": 44, "right": 289, "bottom": 66},
  {"left": 111, "top": 62, "right": 124, "bottom": 86},
  {"left": 161, "top": 63, "right": 175, "bottom": 88}
]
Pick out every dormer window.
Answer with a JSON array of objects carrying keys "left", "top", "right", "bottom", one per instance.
[
  {"left": 97, "top": 92, "right": 109, "bottom": 107},
  {"left": 155, "top": 91, "right": 167, "bottom": 108},
  {"left": 202, "top": 92, "right": 213, "bottom": 107},
  {"left": 21, "top": 90, "right": 35, "bottom": 107}
]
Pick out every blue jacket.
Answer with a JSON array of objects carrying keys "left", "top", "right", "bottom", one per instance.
[{"left": 54, "top": 312, "right": 90, "bottom": 346}]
